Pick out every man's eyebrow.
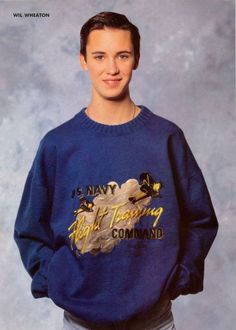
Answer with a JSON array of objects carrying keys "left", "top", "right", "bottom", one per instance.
[
  {"left": 91, "top": 50, "right": 133, "bottom": 55},
  {"left": 117, "top": 51, "right": 133, "bottom": 55},
  {"left": 91, "top": 51, "right": 105, "bottom": 55}
]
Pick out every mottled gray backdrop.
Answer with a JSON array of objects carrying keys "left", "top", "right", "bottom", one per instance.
[{"left": 0, "top": 0, "right": 235, "bottom": 329}]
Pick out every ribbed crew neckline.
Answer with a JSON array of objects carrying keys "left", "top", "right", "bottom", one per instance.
[{"left": 75, "top": 105, "right": 152, "bottom": 136}]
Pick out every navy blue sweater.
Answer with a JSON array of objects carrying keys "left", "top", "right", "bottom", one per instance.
[{"left": 14, "top": 105, "right": 218, "bottom": 325}]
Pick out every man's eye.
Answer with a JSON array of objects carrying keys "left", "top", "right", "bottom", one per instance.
[
  {"left": 94, "top": 55, "right": 104, "bottom": 60},
  {"left": 119, "top": 54, "right": 129, "bottom": 60}
]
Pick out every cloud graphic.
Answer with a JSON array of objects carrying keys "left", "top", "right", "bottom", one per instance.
[{"left": 73, "top": 178, "right": 152, "bottom": 254}]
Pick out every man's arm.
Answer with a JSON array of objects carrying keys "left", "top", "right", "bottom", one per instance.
[
  {"left": 14, "top": 137, "right": 56, "bottom": 298},
  {"left": 167, "top": 129, "right": 218, "bottom": 300}
]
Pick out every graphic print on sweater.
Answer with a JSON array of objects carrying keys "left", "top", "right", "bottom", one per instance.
[{"left": 68, "top": 172, "right": 164, "bottom": 255}]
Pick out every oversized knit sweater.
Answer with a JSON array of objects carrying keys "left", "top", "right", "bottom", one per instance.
[{"left": 14, "top": 105, "right": 218, "bottom": 325}]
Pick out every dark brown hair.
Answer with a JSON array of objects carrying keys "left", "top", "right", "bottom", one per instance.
[{"left": 80, "top": 11, "right": 140, "bottom": 69}]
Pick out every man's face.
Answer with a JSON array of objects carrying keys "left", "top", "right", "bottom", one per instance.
[{"left": 80, "top": 28, "right": 136, "bottom": 101}]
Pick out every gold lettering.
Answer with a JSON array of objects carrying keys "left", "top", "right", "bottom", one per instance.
[
  {"left": 68, "top": 207, "right": 109, "bottom": 253},
  {"left": 109, "top": 184, "right": 117, "bottom": 194},
  {"left": 94, "top": 206, "right": 109, "bottom": 230},
  {"left": 94, "top": 186, "right": 101, "bottom": 195},
  {"left": 109, "top": 203, "right": 164, "bottom": 228},
  {"left": 86, "top": 185, "right": 94, "bottom": 195},
  {"left": 101, "top": 185, "right": 109, "bottom": 194},
  {"left": 109, "top": 202, "right": 129, "bottom": 228},
  {"left": 152, "top": 207, "right": 164, "bottom": 227},
  {"left": 68, "top": 203, "right": 164, "bottom": 254},
  {"left": 86, "top": 184, "right": 117, "bottom": 196}
]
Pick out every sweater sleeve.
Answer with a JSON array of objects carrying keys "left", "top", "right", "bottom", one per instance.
[
  {"left": 14, "top": 137, "right": 57, "bottom": 298},
  {"left": 167, "top": 129, "right": 218, "bottom": 300}
]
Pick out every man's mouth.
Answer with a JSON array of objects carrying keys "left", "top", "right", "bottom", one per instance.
[{"left": 102, "top": 79, "right": 122, "bottom": 87}]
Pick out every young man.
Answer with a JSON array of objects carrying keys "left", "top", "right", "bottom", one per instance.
[{"left": 14, "top": 12, "right": 218, "bottom": 330}]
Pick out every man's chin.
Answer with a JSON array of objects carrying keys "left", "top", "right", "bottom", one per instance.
[{"left": 102, "top": 90, "right": 128, "bottom": 102}]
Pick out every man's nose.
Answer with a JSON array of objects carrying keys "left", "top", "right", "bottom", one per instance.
[{"left": 106, "top": 59, "right": 119, "bottom": 75}]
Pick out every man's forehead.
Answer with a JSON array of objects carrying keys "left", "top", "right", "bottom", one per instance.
[{"left": 86, "top": 28, "right": 133, "bottom": 51}]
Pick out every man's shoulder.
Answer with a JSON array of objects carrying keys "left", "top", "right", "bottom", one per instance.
[
  {"left": 143, "top": 105, "right": 183, "bottom": 136},
  {"left": 40, "top": 112, "right": 80, "bottom": 147}
]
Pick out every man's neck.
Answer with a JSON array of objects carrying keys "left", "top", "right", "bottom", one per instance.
[{"left": 85, "top": 97, "right": 140, "bottom": 125}]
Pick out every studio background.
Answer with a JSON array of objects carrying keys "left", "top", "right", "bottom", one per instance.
[{"left": 0, "top": 0, "right": 235, "bottom": 329}]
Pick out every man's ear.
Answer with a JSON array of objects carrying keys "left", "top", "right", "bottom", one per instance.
[{"left": 79, "top": 54, "right": 88, "bottom": 71}]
